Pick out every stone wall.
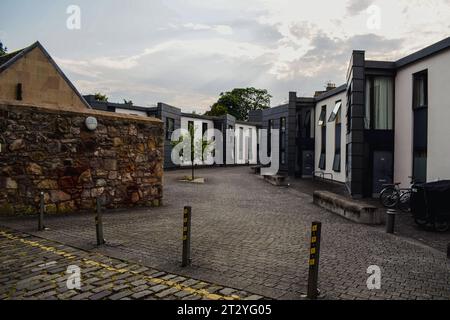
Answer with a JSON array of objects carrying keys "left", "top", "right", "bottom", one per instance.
[{"left": 0, "top": 103, "right": 164, "bottom": 215}]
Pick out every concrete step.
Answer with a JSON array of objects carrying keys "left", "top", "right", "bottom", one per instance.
[{"left": 313, "top": 191, "right": 384, "bottom": 225}]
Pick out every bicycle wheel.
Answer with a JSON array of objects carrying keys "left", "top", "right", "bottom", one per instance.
[
  {"left": 434, "top": 219, "right": 449, "bottom": 232},
  {"left": 398, "top": 191, "right": 411, "bottom": 213},
  {"left": 414, "top": 217, "right": 428, "bottom": 226},
  {"left": 380, "top": 187, "right": 399, "bottom": 208}
]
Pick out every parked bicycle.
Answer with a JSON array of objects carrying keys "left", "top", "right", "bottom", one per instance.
[{"left": 379, "top": 177, "right": 416, "bottom": 213}]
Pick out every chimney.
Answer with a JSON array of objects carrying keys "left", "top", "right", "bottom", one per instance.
[{"left": 326, "top": 82, "right": 336, "bottom": 91}]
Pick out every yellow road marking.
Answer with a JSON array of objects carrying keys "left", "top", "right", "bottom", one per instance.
[{"left": 0, "top": 230, "right": 240, "bottom": 300}]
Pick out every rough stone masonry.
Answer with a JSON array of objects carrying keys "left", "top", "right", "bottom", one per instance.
[{"left": 0, "top": 103, "right": 164, "bottom": 216}]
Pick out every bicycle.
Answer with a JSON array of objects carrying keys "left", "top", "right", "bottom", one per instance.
[{"left": 379, "top": 177, "right": 415, "bottom": 213}]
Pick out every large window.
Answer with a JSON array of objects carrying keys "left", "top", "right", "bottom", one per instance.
[
  {"left": 166, "top": 117, "right": 175, "bottom": 140},
  {"left": 413, "top": 70, "right": 428, "bottom": 183},
  {"left": 300, "top": 109, "right": 314, "bottom": 139},
  {"left": 318, "top": 106, "right": 327, "bottom": 170},
  {"left": 280, "top": 117, "right": 286, "bottom": 165},
  {"left": 268, "top": 120, "right": 273, "bottom": 156},
  {"left": 329, "top": 101, "right": 342, "bottom": 172},
  {"left": 248, "top": 128, "right": 253, "bottom": 162},
  {"left": 365, "top": 77, "right": 394, "bottom": 130}
]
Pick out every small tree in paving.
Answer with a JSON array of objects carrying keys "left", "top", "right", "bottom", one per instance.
[{"left": 172, "top": 124, "right": 213, "bottom": 181}]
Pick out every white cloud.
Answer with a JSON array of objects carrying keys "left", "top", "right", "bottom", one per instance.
[
  {"left": 182, "top": 23, "right": 233, "bottom": 35},
  {"left": 47, "top": 0, "right": 450, "bottom": 109}
]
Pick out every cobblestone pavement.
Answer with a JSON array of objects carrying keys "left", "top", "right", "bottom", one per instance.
[
  {"left": 0, "top": 167, "right": 449, "bottom": 300},
  {"left": 288, "top": 177, "right": 450, "bottom": 253},
  {"left": 0, "top": 228, "right": 264, "bottom": 300}
]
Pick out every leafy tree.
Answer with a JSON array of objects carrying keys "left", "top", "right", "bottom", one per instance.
[
  {"left": 94, "top": 93, "right": 108, "bottom": 102},
  {"left": 204, "top": 104, "right": 228, "bottom": 117},
  {"left": 0, "top": 41, "right": 7, "bottom": 56},
  {"left": 205, "top": 87, "right": 271, "bottom": 121},
  {"left": 172, "top": 124, "right": 213, "bottom": 180}
]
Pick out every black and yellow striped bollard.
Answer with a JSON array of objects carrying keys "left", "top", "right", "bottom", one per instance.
[
  {"left": 307, "top": 221, "right": 322, "bottom": 300},
  {"left": 182, "top": 206, "right": 192, "bottom": 267}
]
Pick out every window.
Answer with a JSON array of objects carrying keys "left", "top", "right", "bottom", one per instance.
[
  {"left": 166, "top": 117, "right": 175, "bottom": 140},
  {"left": 268, "top": 120, "right": 273, "bottom": 156},
  {"left": 334, "top": 108, "right": 342, "bottom": 172},
  {"left": 202, "top": 123, "right": 208, "bottom": 161},
  {"left": 239, "top": 127, "right": 244, "bottom": 161},
  {"left": 188, "top": 121, "right": 194, "bottom": 133},
  {"left": 280, "top": 117, "right": 286, "bottom": 165},
  {"left": 202, "top": 123, "right": 208, "bottom": 138},
  {"left": 413, "top": 70, "right": 428, "bottom": 183},
  {"left": 248, "top": 128, "right": 253, "bottom": 162},
  {"left": 346, "top": 84, "right": 352, "bottom": 134},
  {"left": 365, "top": 77, "right": 394, "bottom": 130},
  {"left": 301, "top": 109, "right": 314, "bottom": 139},
  {"left": 16, "top": 83, "right": 23, "bottom": 101},
  {"left": 318, "top": 107, "right": 326, "bottom": 126},
  {"left": 328, "top": 101, "right": 342, "bottom": 122},
  {"left": 319, "top": 106, "right": 326, "bottom": 170}
]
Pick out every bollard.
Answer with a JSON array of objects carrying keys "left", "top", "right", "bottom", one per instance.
[
  {"left": 386, "top": 209, "right": 397, "bottom": 234},
  {"left": 181, "top": 206, "right": 192, "bottom": 267},
  {"left": 38, "top": 192, "right": 45, "bottom": 231},
  {"left": 307, "top": 221, "right": 322, "bottom": 300},
  {"left": 95, "top": 198, "right": 105, "bottom": 246}
]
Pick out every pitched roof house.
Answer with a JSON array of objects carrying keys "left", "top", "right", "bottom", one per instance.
[{"left": 0, "top": 41, "right": 91, "bottom": 111}]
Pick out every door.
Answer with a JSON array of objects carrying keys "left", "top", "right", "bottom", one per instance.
[
  {"left": 372, "top": 151, "right": 393, "bottom": 196},
  {"left": 302, "top": 151, "right": 314, "bottom": 178}
]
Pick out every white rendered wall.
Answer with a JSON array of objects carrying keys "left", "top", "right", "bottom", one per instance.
[
  {"left": 394, "top": 49, "right": 450, "bottom": 187},
  {"left": 314, "top": 91, "right": 347, "bottom": 183},
  {"left": 234, "top": 123, "right": 258, "bottom": 165},
  {"left": 180, "top": 117, "right": 215, "bottom": 166}
]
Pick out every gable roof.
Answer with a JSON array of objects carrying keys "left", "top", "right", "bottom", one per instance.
[{"left": 0, "top": 41, "right": 91, "bottom": 109}]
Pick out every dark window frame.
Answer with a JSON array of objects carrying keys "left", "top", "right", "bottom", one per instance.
[
  {"left": 319, "top": 106, "right": 327, "bottom": 170},
  {"left": 412, "top": 70, "right": 428, "bottom": 183},
  {"left": 165, "top": 117, "right": 175, "bottom": 140},
  {"left": 332, "top": 103, "right": 342, "bottom": 173},
  {"left": 268, "top": 119, "right": 273, "bottom": 156},
  {"left": 280, "top": 117, "right": 287, "bottom": 165},
  {"left": 365, "top": 76, "right": 394, "bottom": 130}
]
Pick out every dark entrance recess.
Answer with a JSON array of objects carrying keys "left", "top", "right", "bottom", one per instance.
[
  {"left": 302, "top": 151, "right": 315, "bottom": 177},
  {"left": 413, "top": 70, "right": 428, "bottom": 183},
  {"left": 372, "top": 151, "right": 393, "bottom": 196},
  {"left": 297, "top": 107, "right": 315, "bottom": 178}
]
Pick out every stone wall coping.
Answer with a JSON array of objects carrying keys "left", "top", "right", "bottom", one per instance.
[{"left": 0, "top": 101, "right": 163, "bottom": 125}]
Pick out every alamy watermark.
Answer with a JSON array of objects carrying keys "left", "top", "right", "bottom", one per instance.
[
  {"left": 366, "top": 5, "right": 381, "bottom": 30},
  {"left": 66, "top": 265, "right": 81, "bottom": 290},
  {"left": 366, "top": 265, "right": 381, "bottom": 290},
  {"left": 170, "top": 128, "right": 280, "bottom": 175},
  {"left": 66, "top": 5, "right": 81, "bottom": 30}
]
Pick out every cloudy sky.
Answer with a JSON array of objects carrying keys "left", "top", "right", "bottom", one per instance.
[{"left": 1, "top": 0, "right": 449, "bottom": 112}]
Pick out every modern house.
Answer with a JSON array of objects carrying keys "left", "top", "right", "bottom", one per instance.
[
  {"left": 85, "top": 96, "right": 260, "bottom": 169},
  {"left": 251, "top": 36, "right": 450, "bottom": 198}
]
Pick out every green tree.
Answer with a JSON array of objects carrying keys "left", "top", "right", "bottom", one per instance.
[
  {"left": 94, "top": 93, "right": 108, "bottom": 102},
  {"left": 0, "top": 41, "right": 7, "bottom": 56},
  {"left": 205, "top": 87, "right": 271, "bottom": 121},
  {"left": 204, "top": 103, "right": 228, "bottom": 117},
  {"left": 172, "top": 124, "right": 213, "bottom": 180}
]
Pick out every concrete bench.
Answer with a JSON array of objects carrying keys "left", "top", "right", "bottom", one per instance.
[
  {"left": 263, "top": 174, "right": 288, "bottom": 186},
  {"left": 313, "top": 191, "right": 384, "bottom": 225}
]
